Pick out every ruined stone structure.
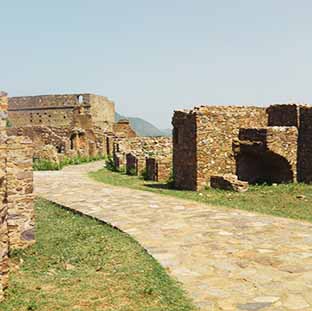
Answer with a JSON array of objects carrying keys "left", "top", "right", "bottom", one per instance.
[
  {"left": 0, "top": 92, "right": 35, "bottom": 301},
  {"left": 172, "top": 104, "right": 312, "bottom": 191},
  {"left": 113, "top": 119, "right": 137, "bottom": 138},
  {"left": 8, "top": 94, "right": 115, "bottom": 162},
  {"left": 9, "top": 94, "right": 115, "bottom": 129},
  {"left": 109, "top": 136, "right": 172, "bottom": 180}
]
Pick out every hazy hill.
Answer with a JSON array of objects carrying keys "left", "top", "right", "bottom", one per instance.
[{"left": 115, "top": 113, "right": 171, "bottom": 137}]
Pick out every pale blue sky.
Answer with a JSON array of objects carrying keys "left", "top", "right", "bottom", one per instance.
[{"left": 1, "top": 0, "right": 312, "bottom": 128}]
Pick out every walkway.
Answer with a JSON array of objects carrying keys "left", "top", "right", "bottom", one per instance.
[{"left": 34, "top": 161, "right": 312, "bottom": 311}]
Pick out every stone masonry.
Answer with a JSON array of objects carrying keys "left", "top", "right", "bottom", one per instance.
[
  {"left": 172, "top": 106, "right": 267, "bottom": 190},
  {"left": 0, "top": 91, "right": 35, "bottom": 301},
  {"left": 8, "top": 93, "right": 115, "bottom": 163},
  {"left": 173, "top": 104, "right": 312, "bottom": 190}
]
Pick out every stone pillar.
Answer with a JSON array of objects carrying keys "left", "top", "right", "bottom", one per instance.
[
  {"left": 6, "top": 136, "right": 35, "bottom": 249},
  {"left": 0, "top": 135, "right": 8, "bottom": 301}
]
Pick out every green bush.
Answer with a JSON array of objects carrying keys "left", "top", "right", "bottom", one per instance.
[
  {"left": 33, "top": 159, "right": 61, "bottom": 171},
  {"left": 127, "top": 167, "right": 137, "bottom": 176},
  {"left": 105, "top": 156, "right": 118, "bottom": 172},
  {"left": 140, "top": 168, "right": 148, "bottom": 180},
  {"left": 33, "top": 154, "right": 106, "bottom": 171}
]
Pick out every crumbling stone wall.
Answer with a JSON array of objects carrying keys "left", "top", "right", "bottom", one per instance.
[
  {"left": 0, "top": 135, "right": 8, "bottom": 301},
  {"left": 234, "top": 127, "right": 298, "bottom": 184},
  {"left": 0, "top": 91, "right": 35, "bottom": 301},
  {"left": 8, "top": 93, "right": 115, "bottom": 129},
  {"left": 8, "top": 93, "right": 113, "bottom": 163},
  {"left": 113, "top": 119, "right": 137, "bottom": 138},
  {"left": 267, "top": 104, "right": 312, "bottom": 183},
  {"left": 120, "top": 137, "right": 172, "bottom": 176},
  {"left": 172, "top": 106, "right": 267, "bottom": 190},
  {"left": 146, "top": 156, "right": 171, "bottom": 182}
]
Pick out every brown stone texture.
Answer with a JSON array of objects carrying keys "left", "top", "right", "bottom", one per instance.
[
  {"left": 234, "top": 127, "right": 298, "bottom": 184},
  {"left": 113, "top": 119, "right": 137, "bottom": 138},
  {"left": 6, "top": 136, "right": 35, "bottom": 249},
  {"left": 0, "top": 135, "right": 8, "bottom": 301},
  {"left": 210, "top": 174, "right": 248, "bottom": 192},
  {"left": 7, "top": 93, "right": 114, "bottom": 162},
  {"left": 173, "top": 106, "right": 267, "bottom": 190},
  {"left": 146, "top": 157, "right": 171, "bottom": 182},
  {"left": 0, "top": 92, "right": 8, "bottom": 128},
  {"left": 121, "top": 137, "right": 172, "bottom": 176},
  {"left": 0, "top": 91, "right": 35, "bottom": 300},
  {"left": 34, "top": 144, "right": 60, "bottom": 165},
  {"left": 298, "top": 106, "right": 312, "bottom": 183},
  {"left": 8, "top": 93, "right": 115, "bottom": 129},
  {"left": 172, "top": 110, "right": 197, "bottom": 190}
]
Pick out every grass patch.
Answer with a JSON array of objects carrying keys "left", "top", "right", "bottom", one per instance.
[
  {"left": 33, "top": 155, "right": 105, "bottom": 171},
  {"left": 90, "top": 168, "right": 312, "bottom": 223},
  {"left": 1, "top": 199, "right": 196, "bottom": 311}
]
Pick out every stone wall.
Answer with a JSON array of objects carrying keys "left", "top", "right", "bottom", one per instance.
[
  {"left": 113, "top": 119, "right": 137, "bottom": 138},
  {"left": 172, "top": 106, "right": 267, "bottom": 190},
  {"left": 0, "top": 135, "right": 8, "bottom": 301},
  {"left": 121, "top": 137, "right": 172, "bottom": 176},
  {"left": 146, "top": 156, "right": 171, "bottom": 182},
  {"left": 0, "top": 91, "right": 35, "bottom": 301},
  {"left": 8, "top": 93, "right": 115, "bottom": 129}
]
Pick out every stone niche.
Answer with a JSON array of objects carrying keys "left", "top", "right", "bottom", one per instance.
[{"left": 233, "top": 127, "right": 298, "bottom": 184}]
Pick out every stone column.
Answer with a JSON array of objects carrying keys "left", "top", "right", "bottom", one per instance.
[{"left": 6, "top": 136, "right": 35, "bottom": 249}]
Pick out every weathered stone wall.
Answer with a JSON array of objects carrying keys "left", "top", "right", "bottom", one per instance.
[
  {"left": 8, "top": 93, "right": 115, "bottom": 129},
  {"left": 172, "top": 106, "right": 267, "bottom": 190},
  {"left": 0, "top": 91, "right": 35, "bottom": 300},
  {"left": 6, "top": 136, "right": 35, "bottom": 249},
  {"left": 267, "top": 104, "right": 299, "bottom": 127},
  {"left": 0, "top": 135, "right": 8, "bottom": 301},
  {"left": 298, "top": 107, "right": 312, "bottom": 183},
  {"left": 234, "top": 127, "right": 298, "bottom": 184},
  {"left": 120, "top": 136, "right": 172, "bottom": 176},
  {"left": 146, "top": 156, "right": 171, "bottom": 182},
  {"left": 113, "top": 119, "right": 137, "bottom": 138},
  {"left": 196, "top": 106, "right": 267, "bottom": 190}
]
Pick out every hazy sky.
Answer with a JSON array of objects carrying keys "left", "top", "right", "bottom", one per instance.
[{"left": 1, "top": 1, "right": 312, "bottom": 128}]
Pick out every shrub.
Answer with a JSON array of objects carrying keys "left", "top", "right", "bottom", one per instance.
[
  {"left": 33, "top": 155, "right": 106, "bottom": 171},
  {"left": 105, "top": 156, "right": 118, "bottom": 172}
]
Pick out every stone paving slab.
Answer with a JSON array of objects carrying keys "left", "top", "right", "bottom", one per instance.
[{"left": 34, "top": 161, "right": 312, "bottom": 311}]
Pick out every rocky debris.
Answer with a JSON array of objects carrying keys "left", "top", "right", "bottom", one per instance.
[{"left": 210, "top": 174, "right": 248, "bottom": 192}]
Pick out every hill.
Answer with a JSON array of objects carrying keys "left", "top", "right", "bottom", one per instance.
[{"left": 115, "top": 113, "right": 171, "bottom": 137}]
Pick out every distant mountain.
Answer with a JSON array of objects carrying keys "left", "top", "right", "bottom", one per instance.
[{"left": 115, "top": 112, "right": 171, "bottom": 137}]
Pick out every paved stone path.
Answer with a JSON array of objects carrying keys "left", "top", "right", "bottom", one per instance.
[{"left": 34, "top": 161, "right": 312, "bottom": 311}]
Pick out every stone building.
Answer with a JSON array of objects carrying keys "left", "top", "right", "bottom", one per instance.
[
  {"left": 0, "top": 91, "right": 35, "bottom": 301},
  {"left": 172, "top": 104, "right": 312, "bottom": 191},
  {"left": 8, "top": 93, "right": 116, "bottom": 161}
]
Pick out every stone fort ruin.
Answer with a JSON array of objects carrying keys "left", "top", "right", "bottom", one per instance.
[
  {"left": 172, "top": 104, "right": 312, "bottom": 191},
  {"left": 8, "top": 93, "right": 117, "bottom": 162}
]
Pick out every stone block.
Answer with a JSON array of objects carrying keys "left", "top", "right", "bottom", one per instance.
[{"left": 210, "top": 174, "right": 248, "bottom": 192}]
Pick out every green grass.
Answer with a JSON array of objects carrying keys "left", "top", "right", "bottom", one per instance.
[
  {"left": 33, "top": 155, "right": 105, "bottom": 171},
  {"left": 1, "top": 199, "right": 196, "bottom": 311},
  {"left": 90, "top": 168, "right": 312, "bottom": 223}
]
